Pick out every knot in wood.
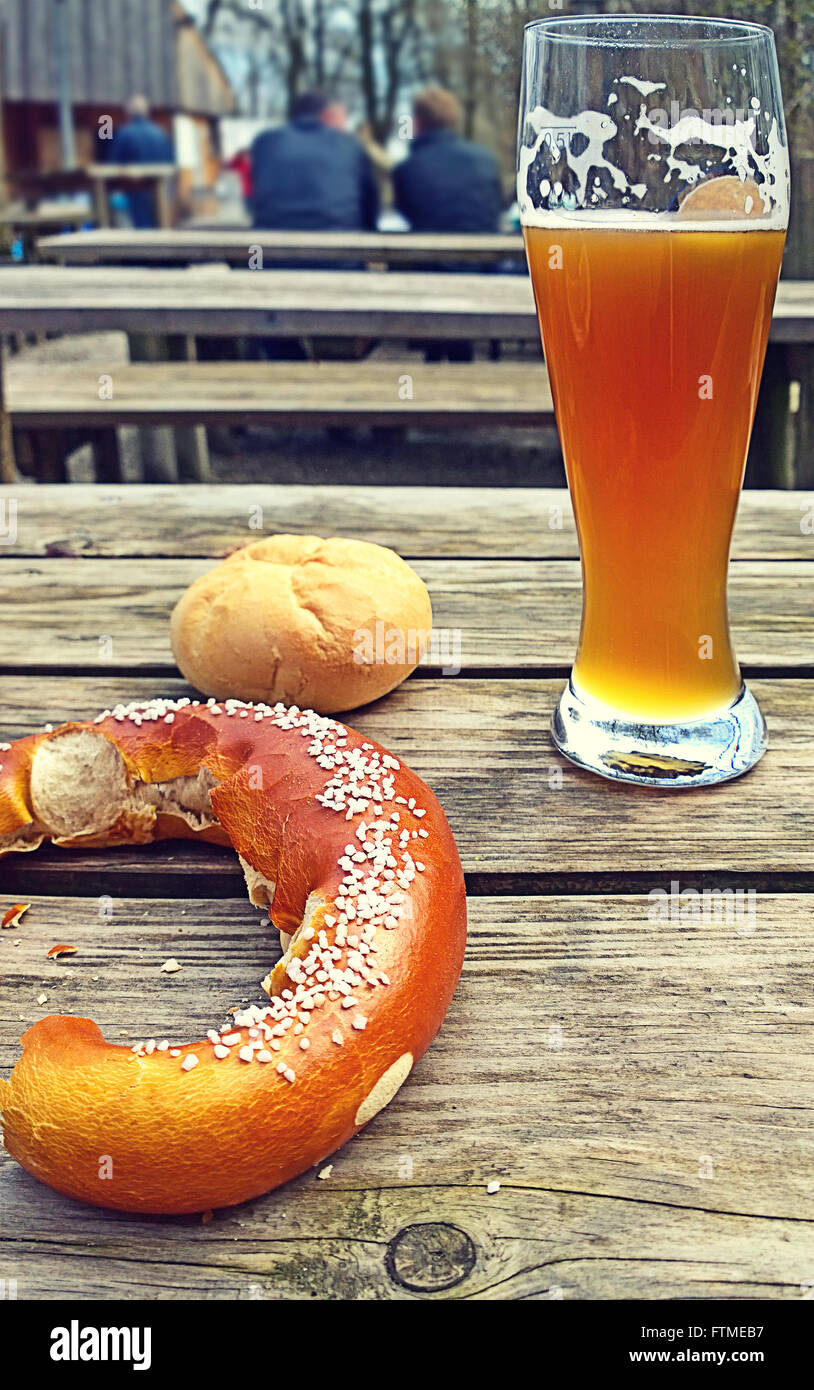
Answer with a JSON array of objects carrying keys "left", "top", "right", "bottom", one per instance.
[{"left": 385, "top": 1222, "right": 476, "bottom": 1293}]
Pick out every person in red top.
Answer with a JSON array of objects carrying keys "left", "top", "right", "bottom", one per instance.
[{"left": 226, "top": 149, "right": 254, "bottom": 211}]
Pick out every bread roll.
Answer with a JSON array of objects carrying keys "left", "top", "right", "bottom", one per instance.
[{"left": 171, "top": 535, "right": 432, "bottom": 714}]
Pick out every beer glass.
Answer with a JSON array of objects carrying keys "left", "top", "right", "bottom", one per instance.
[{"left": 518, "top": 16, "right": 789, "bottom": 786}]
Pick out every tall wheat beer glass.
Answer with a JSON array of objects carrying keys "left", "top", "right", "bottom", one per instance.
[{"left": 519, "top": 17, "right": 789, "bottom": 786}]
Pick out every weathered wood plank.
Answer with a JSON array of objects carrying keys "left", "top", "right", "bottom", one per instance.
[
  {"left": 0, "top": 268, "right": 810, "bottom": 340},
  {"left": 0, "top": 485, "right": 810, "bottom": 561},
  {"left": 0, "top": 266, "right": 539, "bottom": 340},
  {"left": 37, "top": 228, "right": 527, "bottom": 267},
  {"left": 0, "top": 556, "right": 811, "bottom": 671},
  {"left": 5, "top": 361, "right": 554, "bottom": 429},
  {"left": 1, "top": 677, "right": 813, "bottom": 877},
  {"left": 2, "top": 894, "right": 813, "bottom": 1299},
  {"left": 2, "top": 1186, "right": 809, "bottom": 1300}
]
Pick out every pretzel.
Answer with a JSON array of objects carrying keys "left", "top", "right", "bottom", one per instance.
[{"left": 0, "top": 698, "right": 466, "bottom": 1213}]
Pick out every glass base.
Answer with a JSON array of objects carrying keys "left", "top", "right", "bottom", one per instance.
[{"left": 551, "top": 680, "right": 767, "bottom": 788}]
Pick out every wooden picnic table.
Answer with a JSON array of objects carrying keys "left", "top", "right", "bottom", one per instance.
[
  {"left": 1, "top": 265, "right": 812, "bottom": 487},
  {"left": 85, "top": 165, "right": 177, "bottom": 232},
  {"left": 0, "top": 204, "right": 89, "bottom": 240},
  {"left": 1, "top": 483, "right": 813, "bottom": 1300},
  {"left": 0, "top": 264, "right": 546, "bottom": 484},
  {"left": 7, "top": 167, "right": 176, "bottom": 233},
  {"left": 37, "top": 228, "right": 526, "bottom": 268},
  {"left": 0, "top": 265, "right": 811, "bottom": 341},
  {"left": 0, "top": 205, "right": 90, "bottom": 267},
  {"left": 0, "top": 205, "right": 88, "bottom": 229}
]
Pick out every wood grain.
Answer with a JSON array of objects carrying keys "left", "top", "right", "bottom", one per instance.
[
  {"left": 0, "top": 555, "right": 811, "bottom": 671},
  {"left": 1, "top": 484, "right": 811, "bottom": 561},
  {"left": 0, "top": 267, "right": 810, "bottom": 340},
  {"left": 1, "top": 676, "right": 813, "bottom": 877},
  {"left": 2, "top": 894, "right": 812, "bottom": 1299},
  {"left": 5, "top": 361, "right": 554, "bottom": 429}
]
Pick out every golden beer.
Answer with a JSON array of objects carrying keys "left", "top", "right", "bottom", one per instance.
[{"left": 524, "top": 221, "right": 784, "bottom": 722}]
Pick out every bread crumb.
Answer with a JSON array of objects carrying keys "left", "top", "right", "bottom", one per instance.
[{"left": 2, "top": 903, "right": 30, "bottom": 930}]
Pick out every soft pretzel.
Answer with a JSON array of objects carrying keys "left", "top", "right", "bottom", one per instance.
[{"left": 0, "top": 698, "right": 466, "bottom": 1213}]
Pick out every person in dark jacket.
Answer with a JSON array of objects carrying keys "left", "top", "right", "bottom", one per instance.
[
  {"left": 395, "top": 87, "right": 504, "bottom": 362},
  {"left": 251, "top": 92, "right": 380, "bottom": 232},
  {"left": 108, "top": 96, "right": 175, "bottom": 230},
  {"left": 394, "top": 86, "right": 503, "bottom": 234}
]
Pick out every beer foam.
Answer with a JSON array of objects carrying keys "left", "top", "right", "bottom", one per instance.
[
  {"left": 518, "top": 89, "right": 790, "bottom": 229},
  {"left": 618, "top": 76, "right": 667, "bottom": 98},
  {"left": 520, "top": 208, "right": 786, "bottom": 233}
]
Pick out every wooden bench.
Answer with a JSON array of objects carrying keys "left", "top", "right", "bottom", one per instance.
[
  {"left": 1, "top": 266, "right": 812, "bottom": 486},
  {"left": 5, "top": 361, "right": 556, "bottom": 482}
]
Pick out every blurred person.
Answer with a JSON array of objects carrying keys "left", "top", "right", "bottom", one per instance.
[
  {"left": 394, "top": 86, "right": 504, "bottom": 234},
  {"left": 226, "top": 148, "right": 254, "bottom": 212},
  {"left": 251, "top": 91, "right": 379, "bottom": 231},
  {"left": 107, "top": 95, "right": 175, "bottom": 229},
  {"left": 396, "top": 87, "right": 505, "bottom": 363}
]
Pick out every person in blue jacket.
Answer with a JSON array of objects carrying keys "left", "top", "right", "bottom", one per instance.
[
  {"left": 108, "top": 96, "right": 175, "bottom": 230},
  {"left": 394, "top": 86, "right": 505, "bottom": 362},
  {"left": 251, "top": 92, "right": 380, "bottom": 232},
  {"left": 394, "top": 86, "right": 504, "bottom": 235}
]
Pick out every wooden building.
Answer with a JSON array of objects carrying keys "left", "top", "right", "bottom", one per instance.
[{"left": 0, "top": 0, "right": 236, "bottom": 207}]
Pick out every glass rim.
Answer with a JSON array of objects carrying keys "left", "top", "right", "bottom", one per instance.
[{"left": 523, "top": 14, "right": 776, "bottom": 46}]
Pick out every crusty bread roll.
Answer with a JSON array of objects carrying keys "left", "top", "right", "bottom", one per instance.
[{"left": 171, "top": 535, "right": 432, "bottom": 714}]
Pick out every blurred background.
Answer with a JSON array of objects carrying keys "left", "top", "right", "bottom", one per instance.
[
  {"left": 1, "top": 1, "right": 810, "bottom": 253},
  {"left": 188, "top": 0, "right": 813, "bottom": 270},
  {"left": 0, "top": 0, "right": 811, "bottom": 486}
]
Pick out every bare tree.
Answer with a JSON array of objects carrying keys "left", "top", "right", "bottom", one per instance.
[
  {"left": 280, "top": 0, "right": 309, "bottom": 110},
  {"left": 353, "top": 1, "right": 421, "bottom": 142},
  {"left": 313, "top": 0, "right": 327, "bottom": 86},
  {"left": 197, "top": 0, "right": 424, "bottom": 134},
  {"left": 196, "top": 0, "right": 814, "bottom": 152},
  {"left": 197, "top": 0, "right": 308, "bottom": 115},
  {"left": 462, "top": 0, "right": 477, "bottom": 138},
  {"left": 202, "top": 0, "right": 222, "bottom": 39}
]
